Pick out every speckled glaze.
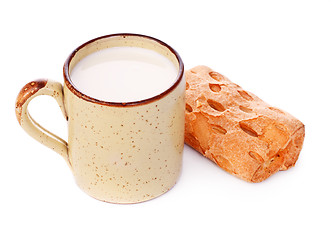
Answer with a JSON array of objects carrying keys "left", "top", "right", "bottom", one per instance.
[{"left": 15, "top": 34, "right": 185, "bottom": 204}]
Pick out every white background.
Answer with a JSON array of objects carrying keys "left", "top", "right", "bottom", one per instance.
[{"left": 1, "top": 0, "right": 330, "bottom": 239}]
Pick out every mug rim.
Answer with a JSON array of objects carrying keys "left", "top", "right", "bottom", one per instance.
[{"left": 63, "top": 33, "right": 184, "bottom": 107}]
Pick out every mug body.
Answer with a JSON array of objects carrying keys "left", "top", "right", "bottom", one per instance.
[{"left": 63, "top": 34, "right": 185, "bottom": 203}]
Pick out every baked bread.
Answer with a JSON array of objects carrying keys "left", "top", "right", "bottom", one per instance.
[{"left": 185, "top": 65, "right": 305, "bottom": 182}]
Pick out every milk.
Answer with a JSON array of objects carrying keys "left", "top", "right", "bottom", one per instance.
[{"left": 70, "top": 47, "right": 178, "bottom": 102}]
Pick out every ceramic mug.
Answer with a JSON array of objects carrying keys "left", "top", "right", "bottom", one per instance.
[{"left": 15, "top": 33, "right": 185, "bottom": 204}]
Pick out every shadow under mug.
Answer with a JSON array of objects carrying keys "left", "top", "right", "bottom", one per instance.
[{"left": 15, "top": 33, "right": 185, "bottom": 204}]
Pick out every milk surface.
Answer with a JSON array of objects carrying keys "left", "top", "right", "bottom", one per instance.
[{"left": 70, "top": 47, "right": 178, "bottom": 102}]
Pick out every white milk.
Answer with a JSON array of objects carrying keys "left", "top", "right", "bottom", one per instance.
[{"left": 70, "top": 47, "right": 178, "bottom": 102}]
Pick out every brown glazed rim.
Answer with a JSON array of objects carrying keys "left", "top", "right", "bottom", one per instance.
[{"left": 63, "top": 33, "right": 184, "bottom": 107}]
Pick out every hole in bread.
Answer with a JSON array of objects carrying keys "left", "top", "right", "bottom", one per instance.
[
  {"left": 209, "top": 72, "right": 224, "bottom": 81},
  {"left": 192, "top": 113, "right": 210, "bottom": 153},
  {"left": 275, "top": 124, "right": 287, "bottom": 132},
  {"left": 190, "top": 70, "right": 197, "bottom": 74},
  {"left": 207, "top": 99, "right": 226, "bottom": 112},
  {"left": 211, "top": 125, "right": 227, "bottom": 135},
  {"left": 186, "top": 82, "right": 190, "bottom": 90},
  {"left": 239, "top": 105, "right": 253, "bottom": 113},
  {"left": 185, "top": 133, "right": 202, "bottom": 151},
  {"left": 213, "top": 154, "right": 234, "bottom": 173},
  {"left": 268, "top": 107, "right": 284, "bottom": 114},
  {"left": 238, "top": 90, "right": 253, "bottom": 101},
  {"left": 209, "top": 83, "right": 222, "bottom": 92},
  {"left": 248, "top": 151, "right": 264, "bottom": 164},
  {"left": 239, "top": 122, "right": 258, "bottom": 137},
  {"left": 186, "top": 103, "right": 193, "bottom": 112}
]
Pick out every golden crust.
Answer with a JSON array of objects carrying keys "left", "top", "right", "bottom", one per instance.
[{"left": 185, "top": 66, "right": 305, "bottom": 182}]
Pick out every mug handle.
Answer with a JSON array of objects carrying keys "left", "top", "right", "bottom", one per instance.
[{"left": 15, "top": 79, "right": 72, "bottom": 169}]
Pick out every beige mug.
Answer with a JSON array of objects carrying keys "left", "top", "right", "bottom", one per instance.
[{"left": 15, "top": 33, "right": 185, "bottom": 203}]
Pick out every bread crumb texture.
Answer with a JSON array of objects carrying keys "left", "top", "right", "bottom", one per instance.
[{"left": 185, "top": 65, "right": 305, "bottom": 182}]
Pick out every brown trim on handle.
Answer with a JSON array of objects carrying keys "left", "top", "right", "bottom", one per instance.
[
  {"left": 15, "top": 79, "right": 48, "bottom": 124},
  {"left": 63, "top": 33, "right": 184, "bottom": 107}
]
